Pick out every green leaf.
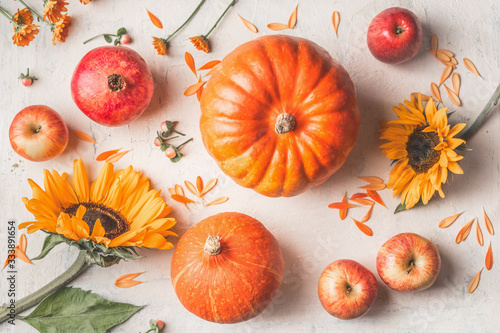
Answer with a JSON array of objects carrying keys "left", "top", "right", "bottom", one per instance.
[
  {"left": 114, "top": 39, "right": 120, "bottom": 46},
  {"left": 21, "top": 287, "right": 143, "bottom": 333},
  {"left": 116, "top": 27, "right": 127, "bottom": 36},
  {"left": 394, "top": 203, "right": 407, "bottom": 213},
  {"left": 104, "top": 35, "right": 112, "bottom": 43},
  {"left": 32, "top": 234, "right": 66, "bottom": 261}
]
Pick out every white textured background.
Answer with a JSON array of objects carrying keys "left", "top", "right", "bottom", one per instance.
[{"left": 1, "top": 0, "right": 499, "bottom": 332}]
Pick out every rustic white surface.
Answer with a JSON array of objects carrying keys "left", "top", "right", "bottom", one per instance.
[{"left": 1, "top": 0, "right": 499, "bottom": 332}]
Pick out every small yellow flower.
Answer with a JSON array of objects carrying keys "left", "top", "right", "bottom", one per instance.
[
  {"left": 12, "top": 24, "right": 39, "bottom": 47},
  {"left": 152, "top": 37, "right": 168, "bottom": 55},
  {"left": 13, "top": 8, "right": 33, "bottom": 26},
  {"left": 189, "top": 35, "right": 209, "bottom": 53},
  {"left": 43, "top": 0, "right": 68, "bottom": 23},
  {"left": 52, "top": 14, "right": 71, "bottom": 45}
]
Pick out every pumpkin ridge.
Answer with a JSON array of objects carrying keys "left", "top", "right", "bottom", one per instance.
[
  {"left": 293, "top": 135, "right": 325, "bottom": 182},
  {"left": 282, "top": 135, "right": 308, "bottom": 195},
  {"left": 258, "top": 37, "right": 284, "bottom": 108},
  {"left": 255, "top": 139, "right": 288, "bottom": 196}
]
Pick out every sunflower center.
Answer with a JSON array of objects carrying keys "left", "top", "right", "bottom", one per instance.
[
  {"left": 65, "top": 202, "right": 129, "bottom": 240},
  {"left": 406, "top": 126, "right": 440, "bottom": 174}
]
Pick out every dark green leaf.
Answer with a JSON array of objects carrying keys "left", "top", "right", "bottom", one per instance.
[
  {"left": 116, "top": 27, "right": 127, "bottom": 36},
  {"left": 456, "top": 143, "right": 472, "bottom": 151},
  {"left": 394, "top": 203, "right": 407, "bottom": 213},
  {"left": 104, "top": 35, "right": 112, "bottom": 43},
  {"left": 21, "top": 287, "right": 143, "bottom": 333},
  {"left": 32, "top": 234, "right": 66, "bottom": 261},
  {"left": 170, "top": 151, "right": 183, "bottom": 163},
  {"left": 114, "top": 39, "right": 120, "bottom": 46}
]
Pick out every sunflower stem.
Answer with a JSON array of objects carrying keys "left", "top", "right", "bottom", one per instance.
[
  {"left": 460, "top": 83, "right": 500, "bottom": 142},
  {"left": 165, "top": 0, "right": 206, "bottom": 42},
  {"left": 0, "top": 251, "right": 91, "bottom": 324},
  {"left": 204, "top": 0, "right": 236, "bottom": 37}
]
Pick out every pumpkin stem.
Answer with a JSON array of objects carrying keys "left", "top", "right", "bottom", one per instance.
[
  {"left": 107, "top": 74, "right": 126, "bottom": 92},
  {"left": 204, "top": 235, "right": 221, "bottom": 256},
  {"left": 275, "top": 113, "right": 296, "bottom": 134}
]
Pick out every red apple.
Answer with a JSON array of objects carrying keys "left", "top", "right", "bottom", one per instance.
[
  {"left": 376, "top": 233, "right": 441, "bottom": 292},
  {"left": 9, "top": 105, "right": 69, "bottom": 162},
  {"left": 318, "top": 259, "right": 378, "bottom": 320},
  {"left": 367, "top": 7, "right": 423, "bottom": 64}
]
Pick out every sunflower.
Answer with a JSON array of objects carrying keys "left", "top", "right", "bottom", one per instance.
[
  {"left": 189, "top": 35, "right": 209, "bottom": 53},
  {"left": 12, "top": 23, "right": 39, "bottom": 47},
  {"left": 51, "top": 14, "right": 71, "bottom": 45},
  {"left": 43, "top": 0, "right": 68, "bottom": 23},
  {"left": 379, "top": 93, "right": 466, "bottom": 209},
  {"left": 20, "top": 158, "right": 177, "bottom": 265},
  {"left": 152, "top": 37, "right": 168, "bottom": 55}
]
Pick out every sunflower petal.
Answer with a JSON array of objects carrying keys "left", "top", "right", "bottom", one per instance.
[
  {"left": 90, "top": 162, "right": 114, "bottom": 202},
  {"left": 73, "top": 158, "right": 90, "bottom": 202}
]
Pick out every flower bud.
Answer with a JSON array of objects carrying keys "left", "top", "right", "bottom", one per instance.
[
  {"left": 156, "top": 320, "right": 165, "bottom": 329},
  {"left": 120, "top": 34, "right": 131, "bottom": 45},
  {"left": 160, "top": 121, "right": 168, "bottom": 132},
  {"left": 165, "top": 147, "right": 176, "bottom": 158},
  {"left": 154, "top": 138, "right": 162, "bottom": 147}
]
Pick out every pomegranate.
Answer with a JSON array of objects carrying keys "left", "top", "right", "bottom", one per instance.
[{"left": 71, "top": 46, "right": 154, "bottom": 127}]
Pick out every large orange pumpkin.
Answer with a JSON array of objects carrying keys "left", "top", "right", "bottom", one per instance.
[
  {"left": 170, "top": 212, "right": 284, "bottom": 324},
  {"left": 200, "top": 35, "right": 360, "bottom": 197}
]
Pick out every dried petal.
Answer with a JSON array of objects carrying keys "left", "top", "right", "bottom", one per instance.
[
  {"left": 171, "top": 194, "right": 196, "bottom": 204},
  {"left": 444, "top": 85, "right": 461, "bottom": 106},
  {"left": 174, "top": 184, "right": 184, "bottom": 196},
  {"left": 358, "top": 176, "right": 384, "bottom": 184},
  {"left": 439, "top": 66, "right": 453, "bottom": 86},
  {"left": 184, "top": 180, "right": 201, "bottom": 198},
  {"left": 238, "top": 15, "right": 258, "bottom": 33},
  {"left": 115, "top": 272, "right": 144, "bottom": 288},
  {"left": 339, "top": 192, "right": 348, "bottom": 220},
  {"left": 350, "top": 193, "right": 369, "bottom": 200},
  {"left": 352, "top": 218, "right": 373, "bottom": 236},
  {"left": 430, "top": 82, "right": 442, "bottom": 104},
  {"left": 437, "top": 49, "right": 453, "bottom": 57},
  {"left": 367, "top": 190, "right": 386, "bottom": 208},
  {"left": 185, "top": 52, "right": 196, "bottom": 76},
  {"left": 431, "top": 34, "right": 438, "bottom": 55},
  {"left": 463, "top": 58, "right": 481, "bottom": 77},
  {"left": 3, "top": 249, "right": 15, "bottom": 268},
  {"left": 485, "top": 243, "right": 493, "bottom": 270},
  {"left": 452, "top": 73, "right": 460, "bottom": 94},
  {"left": 350, "top": 198, "right": 374, "bottom": 206},
  {"left": 96, "top": 148, "right": 121, "bottom": 161},
  {"left": 456, "top": 219, "right": 475, "bottom": 244},
  {"left": 267, "top": 23, "right": 289, "bottom": 31},
  {"left": 205, "top": 196, "right": 228, "bottom": 206},
  {"left": 196, "top": 76, "right": 203, "bottom": 102},
  {"left": 476, "top": 220, "right": 484, "bottom": 246},
  {"left": 361, "top": 205, "right": 374, "bottom": 223},
  {"left": 328, "top": 202, "right": 356, "bottom": 210},
  {"left": 204, "top": 63, "right": 221, "bottom": 77},
  {"left": 467, "top": 269, "right": 482, "bottom": 294},
  {"left": 105, "top": 150, "right": 131, "bottom": 163},
  {"left": 14, "top": 247, "right": 33, "bottom": 265},
  {"left": 200, "top": 178, "right": 217, "bottom": 196},
  {"left": 184, "top": 81, "right": 206, "bottom": 96},
  {"left": 146, "top": 9, "right": 163, "bottom": 29},
  {"left": 196, "top": 176, "right": 204, "bottom": 194},
  {"left": 74, "top": 130, "right": 97, "bottom": 144},
  {"left": 332, "top": 11, "right": 340, "bottom": 36},
  {"left": 198, "top": 60, "right": 221, "bottom": 71},
  {"left": 483, "top": 208, "right": 494, "bottom": 235},
  {"left": 438, "top": 212, "right": 463, "bottom": 228},
  {"left": 288, "top": 5, "right": 298, "bottom": 29},
  {"left": 359, "top": 183, "right": 386, "bottom": 191},
  {"left": 168, "top": 188, "right": 176, "bottom": 196},
  {"left": 436, "top": 50, "right": 451, "bottom": 62},
  {"left": 19, "top": 234, "right": 27, "bottom": 253},
  {"left": 411, "top": 92, "right": 430, "bottom": 101}
]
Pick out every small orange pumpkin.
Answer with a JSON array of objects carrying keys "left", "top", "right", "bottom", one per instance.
[
  {"left": 200, "top": 35, "right": 360, "bottom": 197},
  {"left": 170, "top": 212, "right": 284, "bottom": 323}
]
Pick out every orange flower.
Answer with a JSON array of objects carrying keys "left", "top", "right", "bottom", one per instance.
[
  {"left": 43, "top": 0, "right": 68, "bottom": 23},
  {"left": 52, "top": 14, "right": 71, "bottom": 45},
  {"left": 152, "top": 37, "right": 168, "bottom": 55},
  {"left": 189, "top": 36, "right": 209, "bottom": 53},
  {"left": 13, "top": 8, "right": 33, "bottom": 26},
  {"left": 12, "top": 24, "right": 39, "bottom": 47},
  {"left": 80, "top": 0, "right": 92, "bottom": 4}
]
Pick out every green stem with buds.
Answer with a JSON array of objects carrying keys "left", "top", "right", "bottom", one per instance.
[
  {"left": 203, "top": 0, "right": 236, "bottom": 38},
  {"left": 0, "top": 251, "right": 91, "bottom": 323},
  {"left": 177, "top": 138, "right": 193, "bottom": 150},
  {"left": 165, "top": 0, "right": 206, "bottom": 42},
  {"left": 83, "top": 34, "right": 118, "bottom": 44}
]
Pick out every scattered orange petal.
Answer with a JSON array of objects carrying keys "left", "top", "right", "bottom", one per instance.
[
  {"left": 444, "top": 85, "right": 461, "bottom": 106},
  {"left": 196, "top": 76, "right": 204, "bottom": 102},
  {"left": 437, "top": 49, "right": 453, "bottom": 58},
  {"left": 431, "top": 34, "right": 438, "bottom": 55},
  {"left": 196, "top": 176, "right": 204, "bottom": 194},
  {"left": 146, "top": 9, "right": 163, "bottom": 29},
  {"left": 267, "top": 23, "right": 289, "bottom": 31},
  {"left": 438, "top": 212, "right": 463, "bottom": 228},
  {"left": 19, "top": 234, "right": 27, "bottom": 253},
  {"left": 184, "top": 180, "right": 201, "bottom": 198},
  {"left": 485, "top": 243, "right": 493, "bottom": 270},
  {"left": 200, "top": 178, "right": 217, "bottom": 196},
  {"left": 430, "top": 82, "right": 442, "bottom": 104},
  {"left": 452, "top": 73, "right": 460, "bottom": 94},
  {"left": 463, "top": 58, "right": 481, "bottom": 77},
  {"left": 456, "top": 218, "right": 475, "bottom": 244},
  {"left": 204, "top": 63, "right": 221, "bottom": 77},
  {"left": 74, "top": 130, "right": 97, "bottom": 144},
  {"left": 3, "top": 249, "right": 16, "bottom": 268},
  {"left": 332, "top": 11, "right": 340, "bottom": 36},
  {"left": 115, "top": 272, "right": 144, "bottom": 288},
  {"left": 361, "top": 205, "right": 374, "bottom": 223},
  {"left": 288, "top": 5, "right": 298, "bottom": 29},
  {"left": 238, "top": 15, "right": 258, "bottom": 33},
  {"left": 350, "top": 198, "right": 374, "bottom": 206},
  {"left": 328, "top": 202, "right": 356, "bottom": 210},
  {"left": 359, "top": 183, "right": 386, "bottom": 191},
  {"left": 476, "top": 220, "right": 484, "bottom": 246},
  {"left": 338, "top": 192, "right": 348, "bottom": 220},
  {"left": 205, "top": 196, "right": 228, "bottom": 206},
  {"left": 96, "top": 148, "right": 121, "bottom": 161},
  {"left": 14, "top": 247, "right": 33, "bottom": 265},
  {"left": 351, "top": 193, "right": 369, "bottom": 200},
  {"left": 367, "top": 190, "right": 386, "bottom": 208},
  {"left": 483, "top": 208, "right": 494, "bottom": 235},
  {"left": 105, "top": 150, "right": 131, "bottom": 164},
  {"left": 436, "top": 51, "right": 451, "bottom": 62},
  {"left": 174, "top": 184, "right": 184, "bottom": 196},
  {"left": 198, "top": 60, "right": 221, "bottom": 71},
  {"left": 467, "top": 269, "right": 482, "bottom": 294},
  {"left": 439, "top": 66, "right": 453, "bottom": 86},
  {"left": 168, "top": 188, "right": 176, "bottom": 196},
  {"left": 185, "top": 52, "right": 196, "bottom": 76},
  {"left": 358, "top": 176, "right": 384, "bottom": 184},
  {"left": 171, "top": 194, "right": 196, "bottom": 204},
  {"left": 184, "top": 81, "right": 206, "bottom": 96},
  {"left": 411, "top": 92, "right": 430, "bottom": 101},
  {"left": 352, "top": 218, "right": 373, "bottom": 236}
]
